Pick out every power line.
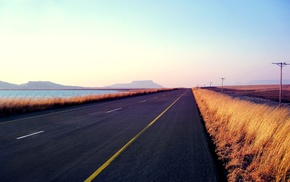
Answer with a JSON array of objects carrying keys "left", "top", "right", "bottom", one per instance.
[{"left": 272, "top": 62, "right": 290, "bottom": 104}]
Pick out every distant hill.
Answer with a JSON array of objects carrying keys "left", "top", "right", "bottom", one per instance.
[
  {"left": 0, "top": 81, "right": 18, "bottom": 89},
  {"left": 0, "top": 81, "right": 83, "bottom": 89},
  {"left": 106, "top": 80, "right": 163, "bottom": 89},
  {"left": 18, "top": 81, "right": 84, "bottom": 89}
]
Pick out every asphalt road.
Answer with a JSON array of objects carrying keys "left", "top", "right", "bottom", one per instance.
[{"left": 0, "top": 89, "right": 220, "bottom": 182}]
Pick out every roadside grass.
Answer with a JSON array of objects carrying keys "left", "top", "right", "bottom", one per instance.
[
  {"left": 0, "top": 89, "right": 173, "bottom": 117},
  {"left": 192, "top": 88, "right": 290, "bottom": 182}
]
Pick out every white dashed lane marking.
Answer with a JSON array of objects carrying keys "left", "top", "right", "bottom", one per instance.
[
  {"left": 106, "top": 108, "right": 122, "bottom": 113},
  {"left": 16, "top": 131, "right": 44, "bottom": 140}
]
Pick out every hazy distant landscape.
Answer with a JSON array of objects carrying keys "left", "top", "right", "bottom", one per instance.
[
  {"left": 0, "top": 79, "right": 166, "bottom": 116},
  {"left": 0, "top": 80, "right": 163, "bottom": 90}
]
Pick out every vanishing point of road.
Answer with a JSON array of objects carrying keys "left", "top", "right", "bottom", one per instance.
[{"left": 0, "top": 89, "right": 222, "bottom": 182}]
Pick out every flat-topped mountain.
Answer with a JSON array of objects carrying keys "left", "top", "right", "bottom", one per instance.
[{"left": 106, "top": 80, "right": 163, "bottom": 89}]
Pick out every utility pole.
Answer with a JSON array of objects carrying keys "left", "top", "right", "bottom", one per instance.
[
  {"left": 221, "top": 78, "right": 225, "bottom": 92},
  {"left": 272, "top": 62, "right": 289, "bottom": 104}
]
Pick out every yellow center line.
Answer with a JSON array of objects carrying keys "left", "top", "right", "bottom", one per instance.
[{"left": 84, "top": 90, "right": 188, "bottom": 182}]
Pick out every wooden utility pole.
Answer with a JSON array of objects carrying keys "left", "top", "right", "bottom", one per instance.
[
  {"left": 272, "top": 62, "right": 289, "bottom": 104},
  {"left": 221, "top": 78, "right": 225, "bottom": 92}
]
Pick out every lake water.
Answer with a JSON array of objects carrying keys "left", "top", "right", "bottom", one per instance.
[{"left": 0, "top": 90, "right": 120, "bottom": 99}]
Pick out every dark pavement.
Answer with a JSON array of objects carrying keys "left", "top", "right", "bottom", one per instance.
[{"left": 0, "top": 89, "right": 220, "bottom": 182}]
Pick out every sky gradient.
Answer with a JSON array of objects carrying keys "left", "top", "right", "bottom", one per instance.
[{"left": 1, "top": 0, "right": 290, "bottom": 87}]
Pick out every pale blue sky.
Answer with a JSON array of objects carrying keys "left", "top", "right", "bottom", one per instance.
[{"left": 1, "top": 0, "right": 290, "bottom": 87}]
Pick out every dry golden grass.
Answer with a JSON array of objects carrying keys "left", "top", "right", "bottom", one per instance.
[
  {"left": 0, "top": 89, "right": 173, "bottom": 117},
  {"left": 193, "top": 88, "right": 290, "bottom": 182}
]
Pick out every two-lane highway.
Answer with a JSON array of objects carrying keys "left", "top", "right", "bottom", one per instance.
[{"left": 0, "top": 89, "right": 220, "bottom": 181}]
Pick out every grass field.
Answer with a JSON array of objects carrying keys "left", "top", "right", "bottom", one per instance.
[
  {"left": 193, "top": 88, "right": 290, "bottom": 181},
  {"left": 207, "top": 84, "right": 290, "bottom": 103},
  {"left": 0, "top": 89, "right": 173, "bottom": 117}
]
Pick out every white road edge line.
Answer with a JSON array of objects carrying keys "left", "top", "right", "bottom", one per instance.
[
  {"left": 139, "top": 100, "right": 147, "bottom": 103},
  {"left": 106, "top": 108, "right": 122, "bottom": 114},
  {"left": 16, "top": 131, "right": 44, "bottom": 140}
]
